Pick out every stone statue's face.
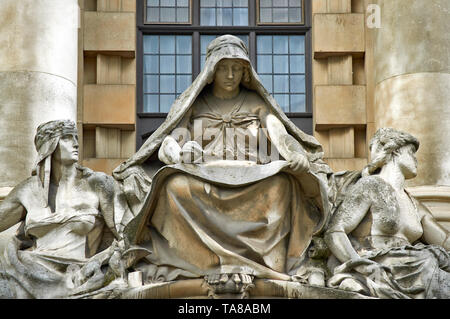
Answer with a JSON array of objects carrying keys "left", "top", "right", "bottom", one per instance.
[
  {"left": 397, "top": 144, "right": 418, "bottom": 179},
  {"left": 54, "top": 133, "right": 79, "bottom": 165},
  {"left": 213, "top": 59, "right": 244, "bottom": 94}
]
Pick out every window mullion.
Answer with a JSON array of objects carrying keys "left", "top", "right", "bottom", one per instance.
[{"left": 193, "top": 32, "right": 200, "bottom": 79}]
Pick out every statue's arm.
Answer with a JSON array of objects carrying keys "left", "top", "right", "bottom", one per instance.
[
  {"left": 264, "top": 113, "right": 309, "bottom": 172},
  {"left": 418, "top": 201, "right": 450, "bottom": 250},
  {"left": 324, "top": 181, "right": 372, "bottom": 263},
  {"left": 0, "top": 186, "right": 26, "bottom": 233},
  {"left": 93, "top": 173, "right": 130, "bottom": 239}
]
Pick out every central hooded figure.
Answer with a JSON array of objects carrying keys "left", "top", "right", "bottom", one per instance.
[{"left": 114, "top": 35, "right": 332, "bottom": 282}]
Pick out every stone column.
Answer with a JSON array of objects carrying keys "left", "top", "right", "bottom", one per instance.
[
  {"left": 372, "top": 0, "right": 450, "bottom": 231},
  {"left": 0, "top": 0, "right": 79, "bottom": 248},
  {"left": 373, "top": 0, "right": 450, "bottom": 187},
  {"left": 0, "top": 0, "right": 79, "bottom": 190}
]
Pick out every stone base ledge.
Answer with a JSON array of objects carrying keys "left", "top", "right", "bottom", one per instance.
[{"left": 120, "top": 279, "right": 373, "bottom": 299}]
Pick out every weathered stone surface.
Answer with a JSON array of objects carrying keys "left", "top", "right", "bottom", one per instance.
[
  {"left": 84, "top": 11, "right": 135, "bottom": 55},
  {"left": 0, "top": 0, "right": 78, "bottom": 188},
  {"left": 326, "top": 128, "right": 450, "bottom": 299},
  {"left": 373, "top": 0, "right": 450, "bottom": 187},
  {"left": 313, "top": 14, "right": 365, "bottom": 58},
  {"left": 315, "top": 85, "right": 366, "bottom": 128},
  {"left": 83, "top": 84, "right": 135, "bottom": 125}
]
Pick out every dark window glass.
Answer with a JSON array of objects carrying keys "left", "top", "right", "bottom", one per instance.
[
  {"left": 143, "top": 35, "right": 192, "bottom": 112},
  {"left": 258, "top": 0, "right": 302, "bottom": 24},
  {"left": 146, "top": 0, "right": 190, "bottom": 23},
  {"left": 200, "top": 0, "right": 249, "bottom": 26},
  {"left": 256, "top": 35, "right": 306, "bottom": 112}
]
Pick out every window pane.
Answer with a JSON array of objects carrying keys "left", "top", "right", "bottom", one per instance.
[
  {"left": 144, "top": 36, "right": 159, "bottom": 54},
  {"left": 290, "top": 94, "right": 305, "bottom": 112},
  {"left": 290, "top": 55, "right": 305, "bottom": 73},
  {"left": 177, "top": 36, "right": 192, "bottom": 54},
  {"left": 257, "top": 55, "right": 272, "bottom": 73},
  {"left": 217, "top": 0, "right": 233, "bottom": 6},
  {"left": 144, "top": 95, "right": 159, "bottom": 112},
  {"left": 273, "top": 8, "right": 288, "bottom": 22},
  {"left": 290, "top": 75, "right": 305, "bottom": 93},
  {"left": 257, "top": 35, "right": 306, "bottom": 112},
  {"left": 288, "top": 7, "right": 301, "bottom": 22},
  {"left": 143, "top": 35, "right": 192, "bottom": 113},
  {"left": 274, "top": 75, "right": 289, "bottom": 93},
  {"left": 233, "top": 8, "right": 248, "bottom": 25},
  {"left": 260, "top": 75, "right": 273, "bottom": 93},
  {"left": 258, "top": 0, "right": 302, "bottom": 24},
  {"left": 233, "top": 0, "right": 247, "bottom": 6},
  {"left": 273, "top": 55, "right": 289, "bottom": 73},
  {"left": 161, "top": 0, "right": 175, "bottom": 5},
  {"left": 274, "top": 36, "right": 288, "bottom": 54},
  {"left": 217, "top": 8, "right": 233, "bottom": 25},
  {"left": 177, "top": 75, "right": 191, "bottom": 93},
  {"left": 177, "top": 8, "right": 189, "bottom": 22},
  {"left": 160, "top": 75, "right": 175, "bottom": 93},
  {"left": 160, "top": 55, "right": 175, "bottom": 73},
  {"left": 160, "top": 7, "right": 176, "bottom": 22},
  {"left": 201, "top": 8, "right": 216, "bottom": 25},
  {"left": 201, "top": 0, "right": 248, "bottom": 26},
  {"left": 257, "top": 36, "right": 272, "bottom": 54},
  {"left": 273, "top": 0, "right": 288, "bottom": 6},
  {"left": 147, "top": 8, "right": 160, "bottom": 22},
  {"left": 260, "top": 8, "right": 272, "bottom": 23},
  {"left": 146, "top": 0, "right": 191, "bottom": 23},
  {"left": 289, "top": 36, "right": 304, "bottom": 54},
  {"left": 201, "top": 0, "right": 216, "bottom": 7},
  {"left": 144, "top": 55, "right": 159, "bottom": 73},
  {"left": 160, "top": 36, "right": 175, "bottom": 53},
  {"left": 144, "top": 75, "right": 159, "bottom": 93},
  {"left": 176, "top": 55, "right": 192, "bottom": 73},
  {"left": 160, "top": 95, "right": 175, "bottom": 112},
  {"left": 274, "top": 94, "right": 289, "bottom": 112}
]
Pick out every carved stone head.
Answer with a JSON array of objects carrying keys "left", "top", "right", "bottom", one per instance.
[{"left": 363, "top": 127, "right": 419, "bottom": 177}]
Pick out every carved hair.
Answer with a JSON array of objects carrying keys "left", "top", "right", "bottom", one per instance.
[{"left": 362, "top": 127, "right": 419, "bottom": 177}]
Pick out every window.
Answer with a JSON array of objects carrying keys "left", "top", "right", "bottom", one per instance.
[
  {"left": 137, "top": 0, "right": 312, "bottom": 147},
  {"left": 200, "top": 0, "right": 249, "bottom": 26},
  {"left": 143, "top": 35, "right": 192, "bottom": 112},
  {"left": 257, "top": 35, "right": 305, "bottom": 112},
  {"left": 145, "top": 0, "right": 191, "bottom": 24},
  {"left": 257, "top": 0, "right": 304, "bottom": 24}
]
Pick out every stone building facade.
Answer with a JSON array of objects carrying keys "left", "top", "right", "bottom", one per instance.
[{"left": 1, "top": 0, "right": 449, "bottom": 241}]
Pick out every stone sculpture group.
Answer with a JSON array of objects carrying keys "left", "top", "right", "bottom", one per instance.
[{"left": 0, "top": 36, "right": 449, "bottom": 299}]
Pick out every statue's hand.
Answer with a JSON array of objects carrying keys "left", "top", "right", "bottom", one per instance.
[
  {"left": 180, "top": 141, "right": 204, "bottom": 164},
  {"left": 287, "top": 152, "right": 310, "bottom": 173}
]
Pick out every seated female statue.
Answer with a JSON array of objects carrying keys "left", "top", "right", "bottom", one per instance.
[
  {"left": 0, "top": 120, "right": 135, "bottom": 298},
  {"left": 325, "top": 127, "right": 450, "bottom": 299},
  {"left": 113, "top": 35, "right": 332, "bottom": 284}
]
